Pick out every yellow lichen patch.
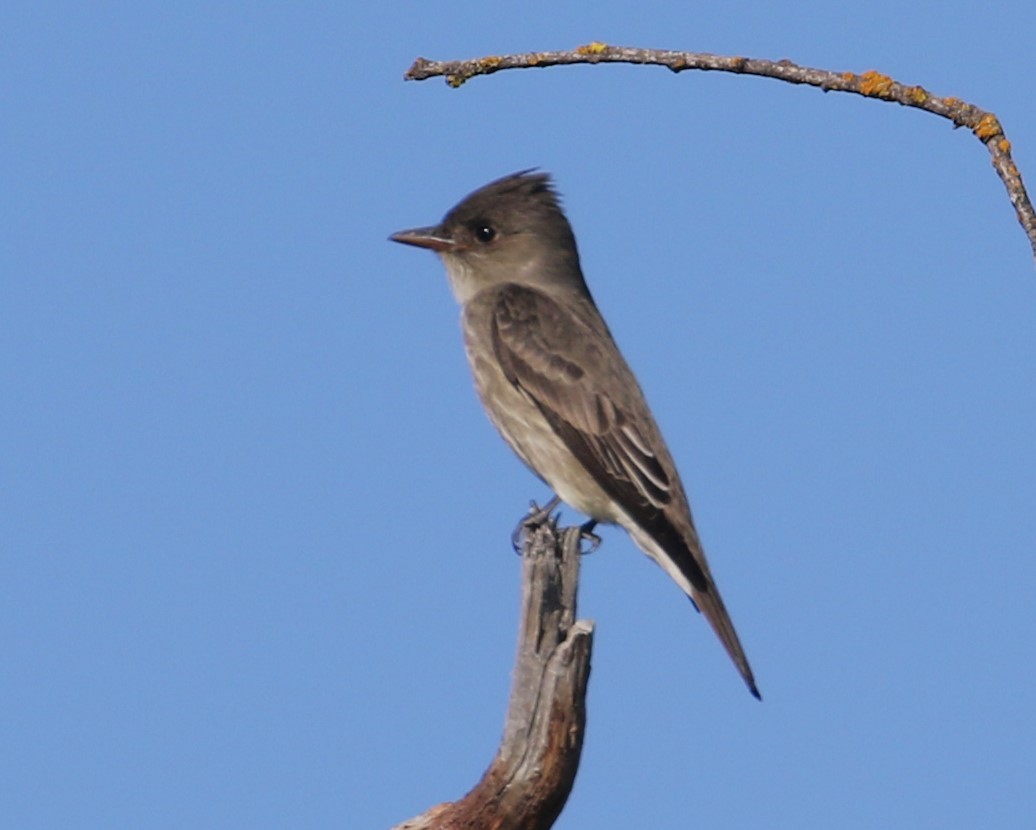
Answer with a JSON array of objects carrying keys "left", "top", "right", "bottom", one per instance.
[
  {"left": 480, "top": 56, "right": 502, "bottom": 70},
  {"left": 907, "top": 86, "right": 929, "bottom": 105},
  {"left": 446, "top": 74, "right": 467, "bottom": 88},
  {"left": 973, "top": 113, "right": 1003, "bottom": 140},
  {"left": 841, "top": 71, "right": 856, "bottom": 83},
  {"left": 942, "top": 96, "right": 960, "bottom": 108},
  {"left": 859, "top": 70, "right": 894, "bottom": 97},
  {"left": 998, "top": 138, "right": 1012, "bottom": 153},
  {"left": 577, "top": 41, "right": 608, "bottom": 55}
]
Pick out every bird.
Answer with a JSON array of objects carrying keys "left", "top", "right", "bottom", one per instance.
[{"left": 390, "top": 170, "right": 760, "bottom": 699}]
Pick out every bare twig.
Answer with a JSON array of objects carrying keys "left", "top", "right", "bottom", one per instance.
[
  {"left": 391, "top": 520, "right": 594, "bottom": 830},
  {"left": 402, "top": 43, "right": 1036, "bottom": 262}
]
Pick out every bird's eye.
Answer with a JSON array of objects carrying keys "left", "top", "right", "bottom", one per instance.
[{"left": 474, "top": 224, "right": 496, "bottom": 243}]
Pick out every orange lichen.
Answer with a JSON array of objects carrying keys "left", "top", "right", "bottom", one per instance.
[
  {"left": 974, "top": 113, "right": 1003, "bottom": 140},
  {"left": 841, "top": 71, "right": 856, "bottom": 83},
  {"left": 859, "top": 70, "right": 894, "bottom": 97},
  {"left": 998, "top": 137, "right": 1012, "bottom": 153},
  {"left": 577, "top": 41, "right": 608, "bottom": 55},
  {"left": 907, "top": 86, "right": 929, "bottom": 104}
]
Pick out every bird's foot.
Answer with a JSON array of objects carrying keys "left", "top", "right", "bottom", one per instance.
[
  {"left": 510, "top": 495, "right": 562, "bottom": 553},
  {"left": 578, "top": 519, "right": 602, "bottom": 554}
]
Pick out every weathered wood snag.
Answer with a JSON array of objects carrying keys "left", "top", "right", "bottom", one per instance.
[{"left": 391, "top": 519, "right": 593, "bottom": 830}]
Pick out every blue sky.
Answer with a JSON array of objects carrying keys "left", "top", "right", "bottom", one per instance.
[{"left": 3, "top": 2, "right": 1035, "bottom": 828}]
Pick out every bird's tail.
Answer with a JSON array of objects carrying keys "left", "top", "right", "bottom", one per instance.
[
  {"left": 627, "top": 522, "right": 760, "bottom": 698},
  {"left": 690, "top": 582, "right": 761, "bottom": 700}
]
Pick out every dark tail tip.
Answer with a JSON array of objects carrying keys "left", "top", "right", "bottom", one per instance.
[{"left": 749, "top": 682, "right": 762, "bottom": 701}]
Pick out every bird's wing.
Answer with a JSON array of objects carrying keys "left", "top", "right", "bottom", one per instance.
[{"left": 489, "top": 283, "right": 707, "bottom": 592}]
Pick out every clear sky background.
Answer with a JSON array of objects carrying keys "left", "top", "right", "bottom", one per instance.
[{"left": 3, "top": 3, "right": 1035, "bottom": 828}]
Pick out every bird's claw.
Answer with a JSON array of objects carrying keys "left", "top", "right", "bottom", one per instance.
[
  {"left": 578, "top": 519, "right": 602, "bottom": 554},
  {"left": 510, "top": 495, "right": 562, "bottom": 553}
]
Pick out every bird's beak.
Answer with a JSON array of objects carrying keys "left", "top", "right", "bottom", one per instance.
[{"left": 389, "top": 225, "right": 457, "bottom": 252}]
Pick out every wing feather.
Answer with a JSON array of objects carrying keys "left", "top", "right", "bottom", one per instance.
[{"left": 490, "top": 283, "right": 673, "bottom": 513}]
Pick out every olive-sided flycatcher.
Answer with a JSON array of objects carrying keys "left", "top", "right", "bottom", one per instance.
[{"left": 390, "top": 171, "right": 759, "bottom": 699}]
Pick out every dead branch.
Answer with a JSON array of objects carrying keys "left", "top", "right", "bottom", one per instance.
[
  {"left": 391, "top": 520, "right": 594, "bottom": 830},
  {"left": 401, "top": 43, "right": 1036, "bottom": 263}
]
